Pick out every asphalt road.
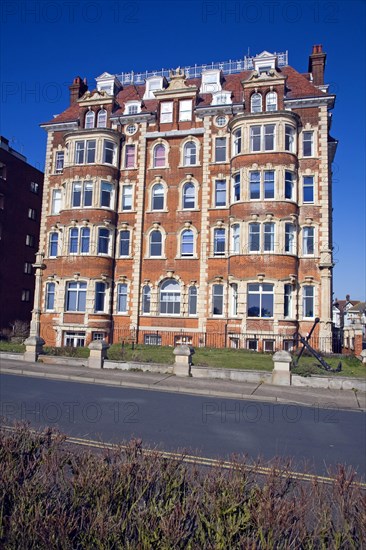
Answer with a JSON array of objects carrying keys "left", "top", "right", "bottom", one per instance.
[{"left": 1, "top": 373, "right": 365, "bottom": 478}]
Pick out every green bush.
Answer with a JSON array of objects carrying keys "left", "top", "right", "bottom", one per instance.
[
  {"left": 0, "top": 424, "right": 365, "bottom": 548},
  {"left": 43, "top": 346, "right": 90, "bottom": 358}
]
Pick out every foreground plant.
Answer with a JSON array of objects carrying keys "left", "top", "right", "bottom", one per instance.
[{"left": 0, "top": 424, "right": 365, "bottom": 548}]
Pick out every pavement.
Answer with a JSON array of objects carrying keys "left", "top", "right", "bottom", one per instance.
[{"left": 1, "top": 356, "right": 365, "bottom": 412}]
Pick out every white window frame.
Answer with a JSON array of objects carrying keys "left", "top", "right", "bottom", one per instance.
[
  {"left": 247, "top": 283, "right": 274, "bottom": 318},
  {"left": 160, "top": 102, "right": 173, "bottom": 123},
  {"left": 97, "top": 109, "right": 107, "bottom": 128},
  {"left": 303, "top": 286, "right": 315, "bottom": 318},
  {"left": 179, "top": 100, "right": 192, "bottom": 121},
  {"left": 51, "top": 189, "right": 62, "bottom": 214},
  {"left": 212, "top": 284, "right": 224, "bottom": 316},
  {"left": 266, "top": 91, "right": 277, "bottom": 111},
  {"left": 303, "top": 226, "right": 315, "bottom": 256},
  {"left": 159, "top": 279, "right": 181, "bottom": 316},
  {"left": 214, "top": 137, "right": 227, "bottom": 163},
  {"left": 303, "top": 131, "right": 314, "bottom": 157},
  {"left": 103, "top": 140, "right": 117, "bottom": 165},
  {"left": 251, "top": 93, "right": 262, "bottom": 113},
  {"left": 121, "top": 184, "right": 133, "bottom": 210},
  {"left": 117, "top": 283, "right": 128, "bottom": 313},
  {"left": 84, "top": 110, "right": 95, "bottom": 129}
]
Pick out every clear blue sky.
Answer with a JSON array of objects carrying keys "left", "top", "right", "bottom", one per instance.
[{"left": 1, "top": 0, "right": 365, "bottom": 301}]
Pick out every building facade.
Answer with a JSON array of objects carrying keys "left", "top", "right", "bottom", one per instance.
[
  {"left": 0, "top": 136, "right": 44, "bottom": 332},
  {"left": 32, "top": 46, "right": 337, "bottom": 351}
]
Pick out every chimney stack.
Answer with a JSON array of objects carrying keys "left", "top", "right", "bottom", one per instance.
[
  {"left": 69, "top": 76, "right": 88, "bottom": 106},
  {"left": 308, "top": 45, "right": 326, "bottom": 86}
]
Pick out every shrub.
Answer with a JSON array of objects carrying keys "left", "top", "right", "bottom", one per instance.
[{"left": 0, "top": 424, "right": 365, "bottom": 548}]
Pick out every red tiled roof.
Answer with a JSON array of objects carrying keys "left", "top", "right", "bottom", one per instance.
[
  {"left": 42, "top": 64, "right": 329, "bottom": 125},
  {"left": 41, "top": 102, "right": 80, "bottom": 125},
  {"left": 281, "top": 66, "right": 327, "bottom": 99}
]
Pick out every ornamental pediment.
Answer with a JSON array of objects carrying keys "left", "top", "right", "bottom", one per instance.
[
  {"left": 154, "top": 68, "right": 198, "bottom": 98},
  {"left": 79, "top": 90, "right": 111, "bottom": 102}
]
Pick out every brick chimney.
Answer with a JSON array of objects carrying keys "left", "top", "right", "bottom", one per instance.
[
  {"left": 308, "top": 45, "right": 326, "bottom": 86},
  {"left": 69, "top": 76, "right": 88, "bottom": 106}
]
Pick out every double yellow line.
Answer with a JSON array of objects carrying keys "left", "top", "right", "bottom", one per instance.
[{"left": 2, "top": 425, "right": 366, "bottom": 488}]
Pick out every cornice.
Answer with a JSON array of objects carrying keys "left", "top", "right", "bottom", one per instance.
[
  {"left": 284, "top": 95, "right": 335, "bottom": 109},
  {"left": 40, "top": 121, "right": 79, "bottom": 132}
]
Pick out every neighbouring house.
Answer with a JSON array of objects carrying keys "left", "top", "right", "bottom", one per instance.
[
  {"left": 0, "top": 136, "right": 44, "bottom": 333},
  {"left": 30, "top": 45, "right": 337, "bottom": 352}
]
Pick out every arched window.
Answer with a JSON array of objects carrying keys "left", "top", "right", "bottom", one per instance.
[
  {"left": 266, "top": 91, "right": 277, "bottom": 111},
  {"left": 151, "top": 183, "right": 164, "bottom": 210},
  {"left": 181, "top": 229, "right": 194, "bottom": 256},
  {"left": 85, "top": 110, "right": 95, "bottom": 129},
  {"left": 188, "top": 286, "right": 197, "bottom": 315},
  {"left": 183, "top": 141, "right": 197, "bottom": 165},
  {"left": 150, "top": 230, "right": 162, "bottom": 256},
  {"left": 182, "top": 182, "right": 195, "bottom": 209},
  {"left": 153, "top": 144, "right": 166, "bottom": 167},
  {"left": 142, "top": 285, "right": 151, "bottom": 313},
  {"left": 160, "top": 279, "right": 181, "bottom": 315},
  {"left": 97, "top": 109, "right": 107, "bottom": 128},
  {"left": 251, "top": 93, "right": 262, "bottom": 113}
]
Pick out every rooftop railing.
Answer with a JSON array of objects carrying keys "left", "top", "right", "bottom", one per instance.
[{"left": 115, "top": 51, "right": 288, "bottom": 86}]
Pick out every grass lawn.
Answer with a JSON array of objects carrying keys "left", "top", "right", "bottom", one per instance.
[
  {"left": 107, "top": 343, "right": 365, "bottom": 378},
  {"left": 0, "top": 341, "right": 25, "bottom": 353}
]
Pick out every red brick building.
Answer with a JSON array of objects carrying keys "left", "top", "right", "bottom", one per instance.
[
  {"left": 0, "top": 137, "right": 44, "bottom": 332},
  {"left": 32, "top": 46, "right": 337, "bottom": 351}
]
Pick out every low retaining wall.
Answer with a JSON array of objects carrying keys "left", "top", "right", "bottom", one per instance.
[
  {"left": 38, "top": 355, "right": 88, "bottom": 368},
  {"left": 1, "top": 353, "right": 365, "bottom": 392},
  {"left": 104, "top": 360, "right": 172, "bottom": 374}
]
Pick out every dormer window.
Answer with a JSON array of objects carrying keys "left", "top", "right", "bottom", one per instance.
[
  {"left": 97, "top": 109, "right": 107, "bottom": 128},
  {"left": 123, "top": 101, "right": 142, "bottom": 115},
  {"left": 143, "top": 77, "right": 164, "bottom": 100},
  {"left": 211, "top": 91, "right": 232, "bottom": 106},
  {"left": 95, "top": 72, "right": 122, "bottom": 96},
  {"left": 85, "top": 110, "right": 95, "bottom": 129},
  {"left": 253, "top": 51, "right": 277, "bottom": 74},
  {"left": 251, "top": 93, "right": 262, "bottom": 113},
  {"left": 200, "top": 70, "right": 221, "bottom": 94}
]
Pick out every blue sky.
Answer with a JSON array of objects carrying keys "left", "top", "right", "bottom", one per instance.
[{"left": 1, "top": 0, "right": 365, "bottom": 300}]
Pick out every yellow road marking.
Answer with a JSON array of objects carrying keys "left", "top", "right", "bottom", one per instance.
[{"left": 1, "top": 424, "right": 365, "bottom": 488}]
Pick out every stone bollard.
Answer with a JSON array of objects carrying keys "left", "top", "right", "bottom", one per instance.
[
  {"left": 173, "top": 345, "right": 195, "bottom": 377},
  {"left": 88, "top": 340, "right": 110, "bottom": 369},
  {"left": 23, "top": 335, "right": 45, "bottom": 362},
  {"left": 359, "top": 349, "right": 366, "bottom": 364},
  {"left": 271, "top": 350, "right": 292, "bottom": 386}
]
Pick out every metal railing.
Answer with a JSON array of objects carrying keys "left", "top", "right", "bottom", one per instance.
[
  {"left": 113, "top": 327, "right": 336, "bottom": 354},
  {"left": 115, "top": 52, "right": 288, "bottom": 87}
]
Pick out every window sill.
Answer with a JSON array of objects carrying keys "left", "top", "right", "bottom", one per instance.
[
  {"left": 175, "top": 255, "right": 198, "bottom": 260},
  {"left": 178, "top": 164, "right": 201, "bottom": 168},
  {"left": 145, "top": 210, "right": 169, "bottom": 214}
]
